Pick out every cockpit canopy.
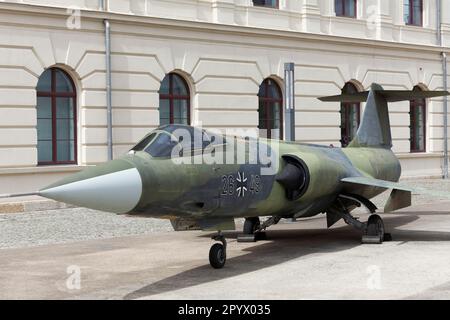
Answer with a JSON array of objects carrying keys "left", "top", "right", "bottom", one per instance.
[{"left": 130, "top": 124, "right": 226, "bottom": 158}]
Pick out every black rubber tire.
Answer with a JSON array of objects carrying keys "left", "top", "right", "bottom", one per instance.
[
  {"left": 209, "top": 243, "right": 226, "bottom": 269},
  {"left": 383, "top": 233, "right": 392, "bottom": 242},
  {"left": 366, "top": 214, "right": 385, "bottom": 243},
  {"left": 243, "top": 217, "right": 260, "bottom": 235}
]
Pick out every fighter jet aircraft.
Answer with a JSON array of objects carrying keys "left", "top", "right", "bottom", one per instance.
[{"left": 2, "top": 83, "right": 449, "bottom": 269}]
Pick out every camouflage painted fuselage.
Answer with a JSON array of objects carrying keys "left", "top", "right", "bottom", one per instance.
[{"left": 124, "top": 137, "right": 401, "bottom": 221}]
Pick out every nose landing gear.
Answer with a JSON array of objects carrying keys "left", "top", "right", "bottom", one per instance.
[{"left": 209, "top": 232, "right": 227, "bottom": 269}]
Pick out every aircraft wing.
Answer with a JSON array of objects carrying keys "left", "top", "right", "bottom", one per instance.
[{"left": 341, "top": 176, "right": 450, "bottom": 212}]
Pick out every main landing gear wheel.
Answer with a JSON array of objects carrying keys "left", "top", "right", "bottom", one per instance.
[
  {"left": 243, "top": 217, "right": 260, "bottom": 235},
  {"left": 209, "top": 232, "right": 227, "bottom": 269},
  {"left": 362, "top": 214, "right": 385, "bottom": 244}
]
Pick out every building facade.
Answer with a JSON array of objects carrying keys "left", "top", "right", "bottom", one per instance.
[{"left": 0, "top": 0, "right": 449, "bottom": 194}]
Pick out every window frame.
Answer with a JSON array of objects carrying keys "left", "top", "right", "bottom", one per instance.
[
  {"left": 252, "top": 0, "right": 279, "bottom": 9},
  {"left": 335, "top": 0, "right": 357, "bottom": 18},
  {"left": 37, "top": 68, "right": 77, "bottom": 166},
  {"left": 258, "top": 79, "right": 283, "bottom": 140},
  {"left": 404, "top": 0, "right": 423, "bottom": 27},
  {"left": 410, "top": 93, "right": 427, "bottom": 153},
  {"left": 159, "top": 73, "right": 191, "bottom": 125},
  {"left": 340, "top": 82, "right": 361, "bottom": 147}
]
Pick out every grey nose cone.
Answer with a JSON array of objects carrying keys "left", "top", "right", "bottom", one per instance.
[{"left": 40, "top": 160, "right": 142, "bottom": 214}]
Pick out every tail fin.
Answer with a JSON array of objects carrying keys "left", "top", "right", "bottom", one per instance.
[{"left": 319, "top": 83, "right": 450, "bottom": 149}]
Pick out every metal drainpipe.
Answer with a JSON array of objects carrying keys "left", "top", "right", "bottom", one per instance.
[
  {"left": 439, "top": 0, "right": 449, "bottom": 179},
  {"left": 102, "top": 0, "right": 113, "bottom": 161},
  {"left": 443, "top": 52, "right": 449, "bottom": 179}
]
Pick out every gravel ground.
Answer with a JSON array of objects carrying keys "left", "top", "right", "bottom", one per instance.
[{"left": 0, "top": 178, "right": 449, "bottom": 250}]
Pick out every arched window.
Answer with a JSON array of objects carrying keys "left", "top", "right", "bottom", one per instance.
[
  {"left": 258, "top": 78, "right": 283, "bottom": 140},
  {"left": 340, "top": 82, "right": 361, "bottom": 147},
  {"left": 159, "top": 73, "right": 190, "bottom": 125},
  {"left": 410, "top": 86, "right": 426, "bottom": 153},
  {"left": 36, "top": 68, "right": 77, "bottom": 165}
]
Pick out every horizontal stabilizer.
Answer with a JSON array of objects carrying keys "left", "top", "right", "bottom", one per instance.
[
  {"left": 341, "top": 177, "right": 414, "bottom": 192},
  {"left": 319, "top": 90, "right": 449, "bottom": 103},
  {"left": 342, "top": 176, "right": 450, "bottom": 212}
]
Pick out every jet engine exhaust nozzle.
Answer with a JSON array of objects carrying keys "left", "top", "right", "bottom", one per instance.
[{"left": 276, "top": 156, "right": 310, "bottom": 201}]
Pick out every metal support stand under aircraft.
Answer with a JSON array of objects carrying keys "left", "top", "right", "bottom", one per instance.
[
  {"left": 237, "top": 216, "right": 281, "bottom": 243},
  {"left": 329, "top": 196, "right": 392, "bottom": 244}
]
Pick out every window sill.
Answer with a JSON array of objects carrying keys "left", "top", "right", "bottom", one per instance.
[
  {"left": 0, "top": 165, "right": 88, "bottom": 176},
  {"left": 335, "top": 15, "right": 357, "bottom": 19},
  {"left": 252, "top": 6, "right": 279, "bottom": 10},
  {"left": 396, "top": 152, "right": 442, "bottom": 159}
]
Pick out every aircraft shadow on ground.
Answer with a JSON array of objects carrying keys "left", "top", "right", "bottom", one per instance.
[{"left": 124, "top": 212, "right": 450, "bottom": 300}]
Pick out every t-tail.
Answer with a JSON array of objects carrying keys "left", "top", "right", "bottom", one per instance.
[{"left": 319, "top": 83, "right": 450, "bottom": 149}]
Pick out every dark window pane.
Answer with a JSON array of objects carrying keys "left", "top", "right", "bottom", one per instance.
[
  {"left": 253, "top": 0, "right": 278, "bottom": 8},
  {"left": 56, "top": 119, "right": 74, "bottom": 140},
  {"left": 335, "top": 0, "right": 344, "bottom": 16},
  {"left": 36, "top": 69, "right": 52, "bottom": 92},
  {"left": 37, "top": 97, "right": 52, "bottom": 119},
  {"left": 258, "top": 102, "right": 266, "bottom": 120},
  {"left": 273, "top": 102, "right": 282, "bottom": 123},
  {"left": 259, "top": 119, "right": 267, "bottom": 130},
  {"left": 410, "top": 87, "right": 426, "bottom": 152},
  {"left": 172, "top": 74, "right": 188, "bottom": 96},
  {"left": 56, "top": 140, "right": 75, "bottom": 162},
  {"left": 267, "top": 80, "right": 281, "bottom": 99},
  {"left": 348, "top": 104, "right": 359, "bottom": 136},
  {"left": 412, "top": 0, "right": 422, "bottom": 25},
  {"left": 336, "top": 0, "right": 356, "bottom": 17},
  {"left": 55, "top": 69, "right": 74, "bottom": 93},
  {"left": 38, "top": 140, "right": 53, "bottom": 163},
  {"left": 173, "top": 100, "right": 189, "bottom": 124},
  {"left": 56, "top": 98, "right": 74, "bottom": 119},
  {"left": 37, "top": 119, "right": 53, "bottom": 141},
  {"left": 160, "top": 75, "right": 170, "bottom": 95},
  {"left": 345, "top": 0, "right": 356, "bottom": 17},
  {"left": 160, "top": 99, "right": 170, "bottom": 119},
  {"left": 404, "top": 0, "right": 410, "bottom": 24}
]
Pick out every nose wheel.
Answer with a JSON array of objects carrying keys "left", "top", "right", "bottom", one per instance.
[{"left": 209, "top": 232, "right": 227, "bottom": 269}]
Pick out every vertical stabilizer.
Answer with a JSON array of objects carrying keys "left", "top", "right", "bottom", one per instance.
[
  {"left": 349, "top": 83, "right": 392, "bottom": 149},
  {"left": 319, "top": 83, "right": 449, "bottom": 150}
]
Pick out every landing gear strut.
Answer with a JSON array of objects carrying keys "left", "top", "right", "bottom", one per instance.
[
  {"left": 209, "top": 232, "right": 227, "bottom": 269},
  {"left": 238, "top": 216, "right": 280, "bottom": 242},
  {"left": 332, "top": 198, "right": 391, "bottom": 244},
  {"left": 243, "top": 217, "right": 260, "bottom": 235}
]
